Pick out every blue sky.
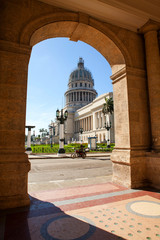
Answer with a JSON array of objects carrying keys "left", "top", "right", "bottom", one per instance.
[{"left": 26, "top": 38, "right": 112, "bottom": 135}]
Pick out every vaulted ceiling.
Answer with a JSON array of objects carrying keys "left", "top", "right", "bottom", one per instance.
[{"left": 39, "top": 0, "right": 160, "bottom": 32}]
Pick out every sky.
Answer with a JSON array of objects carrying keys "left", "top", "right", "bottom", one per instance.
[{"left": 26, "top": 38, "right": 112, "bottom": 135}]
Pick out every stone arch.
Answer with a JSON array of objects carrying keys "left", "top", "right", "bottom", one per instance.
[
  {"left": 0, "top": 6, "right": 151, "bottom": 209},
  {"left": 19, "top": 12, "right": 133, "bottom": 71}
]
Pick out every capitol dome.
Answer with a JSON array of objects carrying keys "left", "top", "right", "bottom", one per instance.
[
  {"left": 69, "top": 58, "right": 94, "bottom": 85},
  {"left": 65, "top": 58, "right": 97, "bottom": 112}
]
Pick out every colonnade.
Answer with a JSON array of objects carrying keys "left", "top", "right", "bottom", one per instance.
[
  {"left": 75, "top": 115, "right": 93, "bottom": 132},
  {"left": 66, "top": 91, "right": 95, "bottom": 103},
  {"left": 75, "top": 110, "right": 109, "bottom": 133},
  {"left": 93, "top": 111, "right": 107, "bottom": 129}
]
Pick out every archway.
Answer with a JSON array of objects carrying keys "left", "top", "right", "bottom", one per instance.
[{"left": 0, "top": 9, "right": 150, "bottom": 209}]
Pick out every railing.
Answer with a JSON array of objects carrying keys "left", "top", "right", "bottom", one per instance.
[{"left": 31, "top": 143, "right": 115, "bottom": 153}]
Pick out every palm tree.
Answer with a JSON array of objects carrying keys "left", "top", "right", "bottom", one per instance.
[
  {"left": 102, "top": 97, "right": 114, "bottom": 115},
  {"left": 39, "top": 128, "right": 47, "bottom": 137},
  {"left": 102, "top": 97, "right": 114, "bottom": 148}
]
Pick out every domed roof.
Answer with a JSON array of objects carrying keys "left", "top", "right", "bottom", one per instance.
[{"left": 69, "top": 58, "right": 94, "bottom": 85}]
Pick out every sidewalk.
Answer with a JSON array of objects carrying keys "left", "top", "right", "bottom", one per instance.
[
  {"left": 2, "top": 182, "right": 160, "bottom": 240},
  {"left": 28, "top": 152, "right": 111, "bottom": 159}
]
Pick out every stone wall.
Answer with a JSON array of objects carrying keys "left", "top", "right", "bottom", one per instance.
[{"left": 0, "top": 0, "right": 160, "bottom": 209}]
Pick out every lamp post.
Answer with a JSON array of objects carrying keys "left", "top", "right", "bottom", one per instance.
[
  {"left": 49, "top": 125, "right": 54, "bottom": 148},
  {"left": 56, "top": 109, "right": 68, "bottom": 154},
  {"left": 104, "top": 122, "right": 111, "bottom": 148},
  {"left": 79, "top": 127, "right": 83, "bottom": 143}
]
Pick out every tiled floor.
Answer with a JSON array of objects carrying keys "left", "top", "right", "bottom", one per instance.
[{"left": 1, "top": 182, "right": 160, "bottom": 240}]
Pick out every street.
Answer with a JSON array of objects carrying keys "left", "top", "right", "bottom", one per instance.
[{"left": 28, "top": 155, "right": 112, "bottom": 193}]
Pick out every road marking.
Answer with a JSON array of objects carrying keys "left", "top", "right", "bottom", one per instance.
[
  {"left": 75, "top": 178, "right": 88, "bottom": 181},
  {"left": 49, "top": 180, "right": 64, "bottom": 183},
  {"left": 29, "top": 182, "right": 36, "bottom": 184}
]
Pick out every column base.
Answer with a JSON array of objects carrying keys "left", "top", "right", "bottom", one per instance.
[
  {"left": 0, "top": 153, "right": 31, "bottom": 209},
  {"left": 58, "top": 148, "right": 65, "bottom": 154},
  {"left": 0, "top": 194, "right": 30, "bottom": 209},
  {"left": 146, "top": 152, "right": 160, "bottom": 190},
  {"left": 111, "top": 149, "right": 147, "bottom": 189}
]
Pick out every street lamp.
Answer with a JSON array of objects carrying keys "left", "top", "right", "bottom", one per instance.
[
  {"left": 79, "top": 127, "right": 83, "bottom": 143},
  {"left": 56, "top": 109, "right": 68, "bottom": 154},
  {"left": 104, "top": 121, "right": 111, "bottom": 148}
]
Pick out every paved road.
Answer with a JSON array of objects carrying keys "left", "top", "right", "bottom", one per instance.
[{"left": 28, "top": 155, "right": 112, "bottom": 193}]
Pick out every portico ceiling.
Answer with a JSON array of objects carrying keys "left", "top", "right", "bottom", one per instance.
[{"left": 39, "top": 0, "right": 160, "bottom": 32}]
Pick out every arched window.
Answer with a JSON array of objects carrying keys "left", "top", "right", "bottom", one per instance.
[{"left": 80, "top": 69, "right": 82, "bottom": 77}]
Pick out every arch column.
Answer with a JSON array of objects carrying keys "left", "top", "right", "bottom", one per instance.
[
  {"left": 140, "top": 20, "right": 160, "bottom": 189},
  {"left": 0, "top": 40, "right": 31, "bottom": 209},
  {"left": 140, "top": 20, "right": 160, "bottom": 151},
  {"left": 111, "top": 66, "right": 150, "bottom": 188}
]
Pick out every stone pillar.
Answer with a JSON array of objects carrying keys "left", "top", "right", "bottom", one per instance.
[
  {"left": 140, "top": 20, "right": 160, "bottom": 151},
  {"left": 27, "top": 128, "right": 31, "bottom": 149},
  {"left": 111, "top": 66, "right": 150, "bottom": 188},
  {"left": 87, "top": 117, "right": 89, "bottom": 131},
  {"left": 97, "top": 112, "right": 99, "bottom": 129},
  {"left": 139, "top": 20, "right": 160, "bottom": 189},
  {"left": 95, "top": 113, "right": 97, "bottom": 129},
  {"left": 25, "top": 126, "right": 35, "bottom": 151},
  {"left": 0, "top": 40, "right": 31, "bottom": 209}
]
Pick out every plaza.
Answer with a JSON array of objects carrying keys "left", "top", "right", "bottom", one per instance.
[{"left": 1, "top": 154, "right": 160, "bottom": 240}]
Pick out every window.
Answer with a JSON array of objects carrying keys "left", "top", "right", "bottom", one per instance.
[
  {"left": 75, "top": 83, "right": 77, "bottom": 87},
  {"left": 85, "top": 83, "right": 87, "bottom": 87},
  {"left": 89, "top": 84, "right": 90, "bottom": 88},
  {"left": 80, "top": 83, "right": 82, "bottom": 87},
  {"left": 72, "top": 84, "right": 73, "bottom": 88}
]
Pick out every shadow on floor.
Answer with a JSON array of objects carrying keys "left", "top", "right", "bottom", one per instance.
[{"left": 1, "top": 195, "right": 125, "bottom": 240}]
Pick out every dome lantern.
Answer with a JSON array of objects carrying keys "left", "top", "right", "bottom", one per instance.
[{"left": 78, "top": 57, "right": 84, "bottom": 69}]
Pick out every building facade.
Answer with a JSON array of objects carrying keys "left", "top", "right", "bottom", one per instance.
[
  {"left": 74, "top": 92, "right": 114, "bottom": 144},
  {"left": 51, "top": 58, "right": 114, "bottom": 144}
]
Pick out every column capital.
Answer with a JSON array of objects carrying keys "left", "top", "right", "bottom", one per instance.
[
  {"left": 139, "top": 19, "right": 160, "bottom": 34},
  {"left": 0, "top": 40, "right": 31, "bottom": 55}
]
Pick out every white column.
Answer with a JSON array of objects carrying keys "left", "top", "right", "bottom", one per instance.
[
  {"left": 27, "top": 129, "right": 31, "bottom": 149},
  {"left": 59, "top": 124, "right": 64, "bottom": 149},
  {"left": 93, "top": 113, "right": 96, "bottom": 130}
]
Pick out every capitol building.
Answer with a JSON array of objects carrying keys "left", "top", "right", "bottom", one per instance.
[{"left": 50, "top": 58, "right": 115, "bottom": 144}]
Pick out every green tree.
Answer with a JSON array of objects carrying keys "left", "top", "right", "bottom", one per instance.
[{"left": 102, "top": 97, "right": 114, "bottom": 115}]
